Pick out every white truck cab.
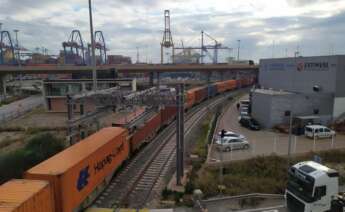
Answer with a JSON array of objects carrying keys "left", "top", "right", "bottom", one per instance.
[
  {"left": 286, "top": 161, "right": 339, "bottom": 212},
  {"left": 305, "top": 125, "right": 336, "bottom": 139}
]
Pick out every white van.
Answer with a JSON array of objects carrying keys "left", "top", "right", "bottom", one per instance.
[{"left": 305, "top": 125, "right": 336, "bottom": 139}]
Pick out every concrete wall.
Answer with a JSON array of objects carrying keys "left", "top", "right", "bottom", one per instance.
[
  {"left": 259, "top": 56, "right": 344, "bottom": 94},
  {"left": 251, "top": 91, "right": 273, "bottom": 128}
]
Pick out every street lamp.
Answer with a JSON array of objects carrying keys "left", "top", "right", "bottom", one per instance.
[
  {"left": 13, "top": 30, "right": 20, "bottom": 65},
  {"left": 285, "top": 110, "right": 293, "bottom": 164},
  {"left": 88, "top": 0, "right": 97, "bottom": 91}
]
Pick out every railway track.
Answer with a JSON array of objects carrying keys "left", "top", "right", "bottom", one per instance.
[{"left": 92, "top": 90, "right": 242, "bottom": 209}]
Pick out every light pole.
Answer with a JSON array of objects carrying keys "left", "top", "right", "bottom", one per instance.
[
  {"left": 14, "top": 29, "right": 22, "bottom": 95},
  {"left": 237, "top": 40, "right": 241, "bottom": 61},
  {"left": 285, "top": 110, "right": 293, "bottom": 164},
  {"left": 88, "top": 0, "right": 97, "bottom": 91},
  {"left": 13, "top": 30, "right": 20, "bottom": 65}
]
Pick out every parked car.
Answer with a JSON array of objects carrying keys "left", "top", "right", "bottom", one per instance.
[
  {"left": 305, "top": 125, "right": 336, "bottom": 139},
  {"left": 240, "top": 107, "right": 249, "bottom": 116},
  {"left": 215, "top": 137, "right": 250, "bottom": 152},
  {"left": 240, "top": 100, "right": 250, "bottom": 107},
  {"left": 239, "top": 116, "right": 260, "bottom": 130},
  {"left": 217, "top": 130, "right": 245, "bottom": 139}
]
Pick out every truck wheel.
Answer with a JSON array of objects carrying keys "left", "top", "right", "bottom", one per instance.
[{"left": 243, "top": 144, "right": 249, "bottom": 149}]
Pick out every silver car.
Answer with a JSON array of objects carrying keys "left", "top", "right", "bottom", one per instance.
[
  {"left": 216, "top": 137, "right": 250, "bottom": 152},
  {"left": 217, "top": 130, "right": 245, "bottom": 139}
]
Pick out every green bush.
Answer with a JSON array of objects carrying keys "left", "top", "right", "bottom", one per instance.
[
  {"left": 185, "top": 180, "right": 195, "bottom": 194},
  {"left": 0, "top": 133, "right": 65, "bottom": 184},
  {"left": 162, "top": 187, "right": 173, "bottom": 200}
]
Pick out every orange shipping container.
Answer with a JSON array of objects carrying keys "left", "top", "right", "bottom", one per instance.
[
  {"left": 215, "top": 82, "right": 227, "bottom": 93},
  {"left": 185, "top": 90, "right": 196, "bottom": 109},
  {"left": 0, "top": 179, "right": 55, "bottom": 212},
  {"left": 130, "top": 112, "right": 162, "bottom": 152},
  {"left": 225, "top": 80, "right": 237, "bottom": 91},
  {"left": 25, "top": 127, "right": 129, "bottom": 212}
]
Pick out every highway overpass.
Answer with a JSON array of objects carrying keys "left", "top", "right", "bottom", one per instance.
[{"left": 0, "top": 64, "right": 258, "bottom": 75}]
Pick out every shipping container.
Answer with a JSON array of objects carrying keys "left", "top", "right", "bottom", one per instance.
[
  {"left": 194, "top": 86, "right": 207, "bottom": 104},
  {"left": 0, "top": 179, "right": 55, "bottom": 212},
  {"left": 215, "top": 81, "right": 227, "bottom": 93},
  {"left": 185, "top": 90, "right": 196, "bottom": 109},
  {"left": 130, "top": 112, "right": 162, "bottom": 152},
  {"left": 25, "top": 127, "right": 129, "bottom": 212},
  {"left": 161, "top": 106, "right": 177, "bottom": 126},
  {"left": 207, "top": 84, "right": 217, "bottom": 97},
  {"left": 225, "top": 80, "right": 237, "bottom": 91}
]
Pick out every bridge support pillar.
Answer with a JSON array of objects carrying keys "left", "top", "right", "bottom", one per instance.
[
  {"left": 156, "top": 72, "right": 160, "bottom": 89},
  {"left": 205, "top": 72, "right": 212, "bottom": 84},
  {"left": 220, "top": 71, "right": 224, "bottom": 81},
  {"left": 149, "top": 72, "right": 154, "bottom": 86},
  {"left": 0, "top": 74, "right": 7, "bottom": 100}
]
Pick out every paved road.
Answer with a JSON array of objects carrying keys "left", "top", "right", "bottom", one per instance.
[
  {"left": 0, "top": 95, "right": 44, "bottom": 123},
  {"left": 208, "top": 95, "right": 345, "bottom": 163}
]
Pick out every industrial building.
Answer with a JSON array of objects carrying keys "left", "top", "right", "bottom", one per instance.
[
  {"left": 43, "top": 78, "right": 135, "bottom": 112},
  {"left": 252, "top": 55, "right": 345, "bottom": 128}
]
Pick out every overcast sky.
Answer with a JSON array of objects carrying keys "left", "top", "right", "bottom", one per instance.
[{"left": 1, "top": 0, "right": 345, "bottom": 63}]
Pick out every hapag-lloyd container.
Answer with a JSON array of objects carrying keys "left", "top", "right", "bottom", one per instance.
[{"left": 25, "top": 127, "right": 129, "bottom": 212}]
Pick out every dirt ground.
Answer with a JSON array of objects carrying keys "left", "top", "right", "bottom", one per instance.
[{"left": 0, "top": 106, "right": 146, "bottom": 153}]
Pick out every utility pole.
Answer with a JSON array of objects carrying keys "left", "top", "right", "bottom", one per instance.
[
  {"left": 201, "top": 31, "right": 204, "bottom": 64},
  {"left": 88, "top": 0, "right": 97, "bottom": 91},
  {"left": 176, "top": 84, "right": 185, "bottom": 185},
  {"left": 14, "top": 29, "right": 22, "bottom": 95},
  {"left": 285, "top": 110, "right": 293, "bottom": 165},
  {"left": 13, "top": 30, "right": 20, "bottom": 65},
  {"left": 237, "top": 40, "right": 241, "bottom": 61}
]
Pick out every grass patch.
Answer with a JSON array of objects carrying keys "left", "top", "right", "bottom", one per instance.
[
  {"left": 192, "top": 114, "right": 214, "bottom": 159},
  {"left": 0, "top": 132, "right": 65, "bottom": 184},
  {"left": 192, "top": 149, "right": 345, "bottom": 198}
]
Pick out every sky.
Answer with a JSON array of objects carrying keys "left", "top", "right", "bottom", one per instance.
[{"left": 1, "top": 0, "right": 345, "bottom": 63}]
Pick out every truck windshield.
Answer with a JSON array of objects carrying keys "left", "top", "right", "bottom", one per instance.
[{"left": 287, "top": 170, "right": 315, "bottom": 203}]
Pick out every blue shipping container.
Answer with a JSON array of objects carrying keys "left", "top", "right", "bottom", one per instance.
[{"left": 207, "top": 84, "right": 217, "bottom": 97}]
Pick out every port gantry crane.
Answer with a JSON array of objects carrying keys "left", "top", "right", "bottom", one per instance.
[
  {"left": 88, "top": 31, "right": 107, "bottom": 65},
  {"left": 63, "top": 30, "right": 86, "bottom": 65},
  {"left": 173, "top": 31, "right": 232, "bottom": 64},
  {"left": 0, "top": 30, "right": 15, "bottom": 65}
]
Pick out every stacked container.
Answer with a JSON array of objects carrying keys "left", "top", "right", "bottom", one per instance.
[
  {"left": 207, "top": 84, "right": 217, "bottom": 97},
  {"left": 185, "top": 90, "right": 196, "bottom": 109},
  {"left": 0, "top": 179, "right": 55, "bottom": 212},
  {"left": 130, "top": 112, "right": 162, "bottom": 152},
  {"left": 161, "top": 106, "right": 177, "bottom": 126},
  {"left": 25, "top": 127, "right": 129, "bottom": 212}
]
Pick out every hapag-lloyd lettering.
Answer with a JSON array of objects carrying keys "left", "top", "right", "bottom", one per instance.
[{"left": 94, "top": 143, "right": 124, "bottom": 173}]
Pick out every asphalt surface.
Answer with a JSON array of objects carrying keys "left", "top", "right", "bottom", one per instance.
[
  {"left": 208, "top": 95, "right": 345, "bottom": 163},
  {"left": 0, "top": 95, "right": 44, "bottom": 123}
]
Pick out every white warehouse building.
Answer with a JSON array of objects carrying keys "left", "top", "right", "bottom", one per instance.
[{"left": 252, "top": 55, "right": 345, "bottom": 128}]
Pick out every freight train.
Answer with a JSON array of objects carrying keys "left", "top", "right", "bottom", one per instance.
[{"left": 0, "top": 78, "right": 255, "bottom": 212}]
